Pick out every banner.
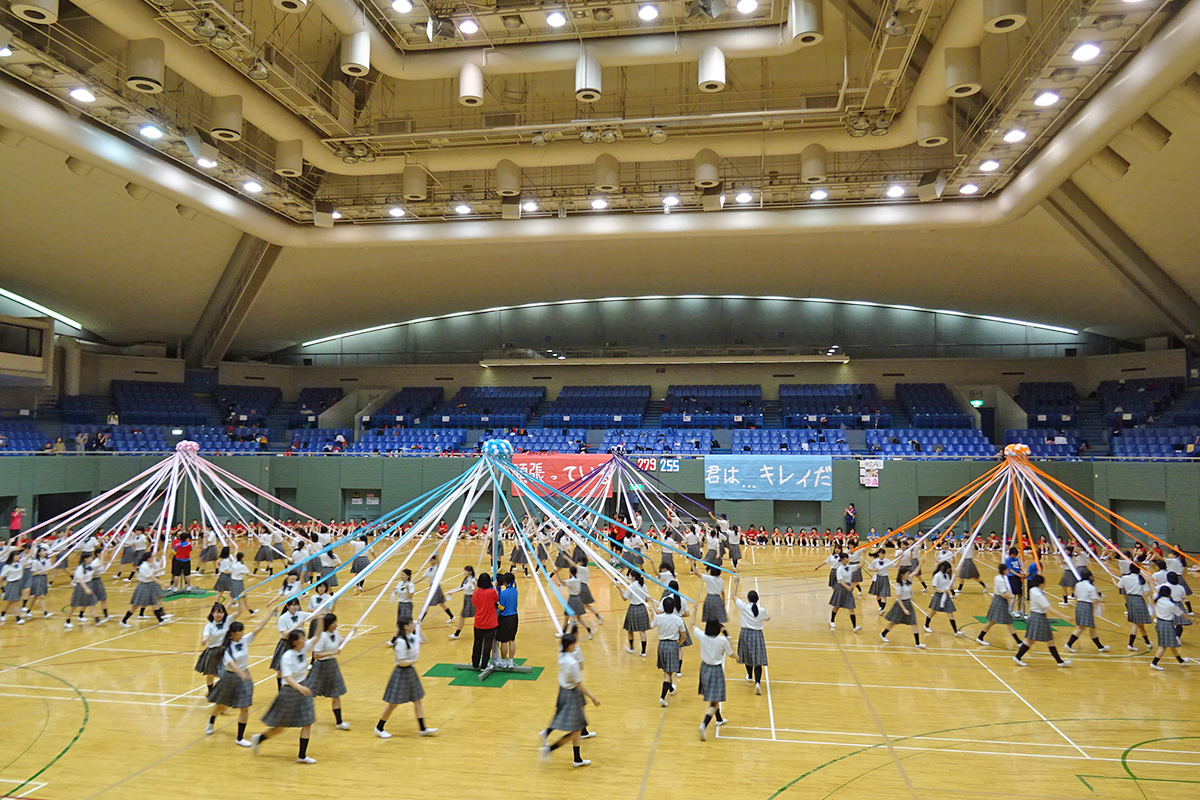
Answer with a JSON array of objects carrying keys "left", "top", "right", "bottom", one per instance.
[
  {"left": 703, "top": 455, "right": 833, "bottom": 500},
  {"left": 511, "top": 454, "right": 613, "bottom": 497}
]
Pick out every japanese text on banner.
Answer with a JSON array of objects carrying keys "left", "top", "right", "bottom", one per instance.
[{"left": 703, "top": 455, "right": 834, "bottom": 500}]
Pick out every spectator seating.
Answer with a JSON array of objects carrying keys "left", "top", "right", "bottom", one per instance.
[
  {"left": 483, "top": 427, "right": 586, "bottom": 453},
  {"left": 1109, "top": 426, "right": 1200, "bottom": 459},
  {"left": 1017, "top": 382, "right": 1079, "bottom": 427},
  {"left": 895, "top": 384, "right": 972, "bottom": 428},
  {"left": 61, "top": 395, "right": 111, "bottom": 424},
  {"left": 286, "top": 428, "right": 354, "bottom": 453},
  {"left": 660, "top": 385, "right": 763, "bottom": 428},
  {"left": 601, "top": 428, "right": 713, "bottom": 454},
  {"left": 541, "top": 385, "right": 650, "bottom": 428},
  {"left": 64, "top": 423, "right": 172, "bottom": 452},
  {"left": 1158, "top": 391, "right": 1200, "bottom": 427},
  {"left": 731, "top": 429, "right": 851, "bottom": 455},
  {"left": 780, "top": 384, "right": 890, "bottom": 429},
  {"left": 291, "top": 387, "right": 344, "bottom": 428},
  {"left": 431, "top": 387, "right": 545, "bottom": 428},
  {"left": 1099, "top": 377, "right": 1186, "bottom": 427},
  {"left": 214, "top": 385, "right": 281, "bottom": 425},
  {"left": 362, "top": 387, "right": 443, "bottom": 428},
  {"left": 112, "top": 381, "right": 205, "bottom": 425},
  {"left": 350, "top": 428, "right": 466, "bottom": 454},
  {"left": 865, "top": 428, "right": 995, "bottom": 457},
  {"left": 1004, "top": 429, "right": 1081, "bottom": 458},
  {"left": 0, "top": 421, "right": 51, "bottom": 452},
  {"left": 185, "top": 426, "right": 270, "bottom": 453}
]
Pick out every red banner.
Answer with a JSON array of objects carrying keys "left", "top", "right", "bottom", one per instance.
[{"left": 511, "top": 454, "right": 613, "bottom": 497}]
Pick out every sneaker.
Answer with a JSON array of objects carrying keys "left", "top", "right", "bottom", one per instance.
[
  {"left": 539, "top": 745, "right": 550, "bottom": 761},
  {"left": 625, "top": 647, "right": 635, "bottom": 654},
  {"left": 1058, "top": 601, "right": 1070, "bottom": 606},
  {"left": 120, "top": 621, "right": 132, "bottom": 628},
  {"left": 853, "top": 626, "right": 862, "bottom": 633},
  {"left": 659, "top": 698, "right": 669, "bottom": 707},
  {"left": 375, "top": 728, "right": 392, "bottom": 739},
  {"left": 596, "top": 615, "right": 603, "bottom": 625},
  {"left": 296, "top": 757, "right": 317, "bottom": 764},
  {"left": 669, "top": 685, "right": 675, "bottom": 695},
  {"left": 1013, "top": 657, "right": 1026, "bottom": 666},
  {"left": 538, "top": 730, "right": 549, "bottom": 748},
  {"left": 449, "top": 633, "right": 459, "bottom": 639},
  {"left": 205, "top": 723, "right": 214, "bottom": 735},
  {"left": 63, "top": 621, "right": 73, "bottom": 629},
  {"left": 754, "top": 683, "right": 762, "bottom": 696},
  {"left": 698, "top": 724, "right": 707, "bottom": 741},
  {"left": 1150, "top": 663, "right": 1165, "bottom": 671},
  {"left": 715, "top": 718, "right": 730, "bottom": 727},
  {"left": 336, "top": 722, "right": 351, "bottom": 731},
  {"left": 1065, "top": 645, "right": 1076, "bottom": 653},
  {"left": 95, "top": 617, "right": 108, "bottom": 626},
  {"left": 639, "top": 652, "right": 646, "bottom": 659},
  {"left": 579, "top": 731, "right": 597, "bottom": 740},
  {"left": 976, "top": 637, "right": 989, "bottom": 646},
  {"left": 829, "top": 622, "right": 837, "bottom": 630},
  {"left": 1127, "top": 645, "right": 1138, "bottom": 651},
  {"left": 16, "top": 617, "right": 24, "bottom": 625},
  {"left": 676, "top": 671, "right": 683, "bottom": 678},
  {"left": 251, "top": 734, "right": 263, "bottom": 754},
  {"left": 572, "top": 760, "right": 592, "bottom": 768},
  {"left": 955, "top": 631, "right": 966, "bottom": 638},
  {"left": 1098, "top": 645, "right": 1110, "bottom": 652},
  {"left": 915, "top": 643, "right": 927, "bottom": 649},
  {"left": 587, "top": 629, "right": 594, "bottom": 640},
  {"left": 923, "top": 626, "right": 932, "bottom": 633},
  {"left": 235, "top": 739, "right": 252, "bottom": 748},
  {"left": 1057, "top": 660, "right": 1072, "bottom": 668},
  {"left": 879, "top": 633, "right": 889, "bottom": 643},
  {"left": 419, "top": 728, "right": 438, "bottom": 737},
  {"left": 745, "top": 676, "right": 753, "bottom": 684}
]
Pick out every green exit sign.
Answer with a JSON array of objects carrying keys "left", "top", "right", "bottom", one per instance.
[{"left": 629, "top": 483, "right": 644, "bottom": 490}]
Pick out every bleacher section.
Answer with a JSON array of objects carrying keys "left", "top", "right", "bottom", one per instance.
[
  {"left": 731, "top": 429, "right": 851, "bottom": 455},
  {"left": 60, "top": 395, "right": 112, "bottom": 424},
  {"left": 660, "top": 385, "right": 763, "bottom": 428},
  {"left": 112, "top": 381, "right": 205, "bottom": 425},
  {"left": 286, "top": 428, "right": 353, "bottom": 453},
  {"left": 482, "top": 428, "right": 586, "bottom": 453},
  {"left": 290, "top": 387, "right": 343, "bottom": 428},
  {"left": 1098, "top": 377, "right": 1185, "bottom": 426},
  {"left": 601, "top": 429, "right": 713, "bottom": 454},
  {"left": 779, "top": 384, "right": 889, "bottom": 429},
  {"left": 186, "top": 426, "right": 269, "bottom": 453},
  {"left": 1004, "top": 429, "right": 1081, "bottom": 458},
  {"left": 866, "top": 429, "right": 995, "bottom": 457},
  {"left": 350, "top": 428, "right": 465, "bottom": 454},
  {"left": 431, "top": 387, "right": 545, "bottom": 428},
  {"left": 65, "top": 424, "right": 171, "bottom": 452},
  {"left": 362, "top": 387, "right": 443, "bottom": 428},
  {"left": 541, "top": 386, "right": 650, "bottom": 428},
  {"left": 895, "top": 384, "right": 972, "bottom": 428},
  {"left": 1109, "top": 427, "right": 1200, "bottom": 459},
  {"left": 1017, "top": 382, "right": 1079, "bottom": 428},
  {"left": 214, "top": 385, "right": 282, "bottom": 425},
  {"left": 0, "top": 422, "right": 50, "bottom": 452}
]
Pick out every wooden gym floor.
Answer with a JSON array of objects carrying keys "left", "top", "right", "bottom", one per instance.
[{"left": 0, "top": 543, "right": 1197, "bottom": 799}]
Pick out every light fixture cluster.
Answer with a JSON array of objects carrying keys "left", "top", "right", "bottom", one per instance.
[{"left": 825, "top": 344, "right": 840, "bottom": 356}]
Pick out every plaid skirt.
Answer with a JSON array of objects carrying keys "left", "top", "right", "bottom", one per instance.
[
  {"left": 1180, "top": 576, "right": 1193, "bottom": 596},
  {"left": 572, "top": 546, "right": 586, "bottom": 564},
  {"left": 229, "top": 579, "right": 245, "bottom": 598},
  {"left": 885, "top": 601, "right": 915, "bottom": 626},
  {"left": 2, "top": 582, "right": 21, "bottom": 602},
  {"left": 318, "top": 565, "right": 338, "bottom": 588},
  {"left": 70, "top": 583, "right": 95, "bottom": 607},
  {"left": 213, "top": 574, "right": 231, "bottom": 593},
  {"left": 657, "top": 640, "right": 681, "bottom": 673},
  {"left": 567, "top": 594, "right": 585, "bottom": 617},
  {"left": 460, "top": 593, "right": 475, "bottom": 618},
  {"left": 510, "top": 545, "right": 528, "bottom": 565},
  {"left": 737, "top": 628, "right": 768, "bottom": 666},
  {"left": 703, "top": 549, "right": 719, "bottom": 566},
  {"left": 120, "top": 546, "right": 138, "bottom": 565},
  {"left": 868, "top": 575, "right": 892, "bottom": 598},
  {"left": 269, "top": 637, "right": 290, "bottom": 671},
  {"left": 986, "top": 595, "right": 1014, "bottom": 625},
  {"left": 1177, "top": 601, "right": 1193, "bottom": 627},
  {"left": 210, "top": 672, "right": 254, "bottom": 708},
  {"left": 536, "top": 543, "right": 549, "bottom": 561},
  {"left": 1059, "top": 571, "right": 1077, "bottom": 589},
  {"left": 382, "top": 665, "right": 424, "bottom": 704},
  {"left": 555, "top": 552, "right": 573, "bottom": 569},
  {"left": 624, "top": 603, "right": 651, "bottom": 632},
  {"left": 687, "top": 544, "right": 703, "bottom": 560},
  {"left": 958, "top": 559, "right": 980, "bottom": 579},
  {"left": 726, "top": 544, "right": 742, "bottom": 561},
  {"left": 579, "top": 583, "right": 595, "bottom": 605},
  {"left": 304, "top": 658, "right": 347, "bottom": 697},
  {"left": 1074, "top": 600, "right": 1095, "bottom": 628},
  {"left": 89, "top": 577, "right": 107, "bottom": 602},
  {"left": 395, "top": 601, "right": 413, "bottom": 625},
  {"left": 1126, "top": 595, "right": 1153, "bottom": 625},
  {"left": 29, "top": 574, "right": 48, "bottom": 597},
  {"left": 698, "top": 662, "right": 726, "bottom": 702},
  {"left": 1025, "top": 611, "right": 1053, "bottom": 642},
  {"left": 829, "top": 584, "right": 855, "bottom": 610},
  {"left": 930, "top": 593, "right": 955, "bottom": 613},
  {"left": 828, "top": 568, "right": 838, "bottom": 589},
  {"left": 194, "top": 646, "right": 225, "bottom": 676},
  {"left": 702, "top": 593, "right": 727, "bottom": 623},
  {"left": 200, "top": 545, "right": 219, "bottom": 563},
  {"left": 430, "top": 586, "right": 446, "bottom": 606},
  {"left": 130, "top": 582, "right": 161, "bottom": 607},
  {"left": 351, "top": 554, "right": 371, "bottom": 574},
  {"left": 256, "top": 545, "right": 281, "bottom": 563},
  {"left": 626, "top": 551, "right": 645, "bottom": 572},
  {"left": 549, "top": 686, "right": 587, "bottom": 732},
  {"left": 1156, "top": 617, "right": 1181, "bottom": 648},
  {"left": 261, "top": 684, "right": 316, "bottom": 728},
  {"left": 850, "top": 566, "right": 863, "bottom": 583}
]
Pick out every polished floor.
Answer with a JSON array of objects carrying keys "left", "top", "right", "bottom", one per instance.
[{"left": 0, "top": 542, "right": 1197, "bottom": 800}]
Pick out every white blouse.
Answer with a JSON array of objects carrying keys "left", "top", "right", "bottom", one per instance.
[
  {"left": 1155, "top": 596, "right": 1180, "bottom": 621},
  {"left": 223, "top": 633, "right": 256, "bottom": 670},
  {"left": 693, "top": 628, "right": 733, "bottom": 666},
  {"left": 654, "top": 613, "right": 685, "bottom": 642},
  {"left": 1075, "top": 580, "right": 1100, "bottom": 604},
  {"left": 992, "top": 574, "right": 1012, "bottom": 597},
  {"left": 701, "top": 573, "right": 724, "bottom": 595},
  {"left": 734, "top": 598, "right": 768, "bottom": 630},
  {"left": 278, "top": 640, "right": 315, "bottom": 679},
  {"left": 393, "top": 632, "right": 421, "bottom": 664},
  {"left": 932, "top": 572, "right": 953, "bottom": 594},
  {"left": 1029, "top": 587, "right": 1051, "bottom": 614},
  {"left": 557, "top": 650, "right": 583, "bottom": 688},
  {"left": 623, "top": 583, "right": 650, "bottom": 606},
  {"left": 276, "top": 610, "right": 308, "bottom": 634}
]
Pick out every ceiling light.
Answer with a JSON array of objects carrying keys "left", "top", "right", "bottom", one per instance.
[
  {"left": 196, "top": 156, "right": 218, "bottom": 169},
  {"left": 885, "top": 184, "right": 905, "bottom": 198},
  {"left": 192, "top": 14, "right": 216, "bottom": 37},
  {"left": 638, "top": 4, "right": 659, "bottom": 21},
  {"left": 591, "top": 198, "right": 609, "bottom": 210},
  {"left": 0, "top": 45, "right": 10, "bottom": 59},
  {"left": 871, "top": 116, "right": 892, "bottom": 136},
  {"left": 502, "top": 14, "right": 524, "bottom": 28},
  {"left": 735, "top": 190, "right": 753, "bottom": 203},
  {"left": 455, "top": 203, "right": 472, "bottom": 215},
  {"left": 210, "top": 29, "right": 234, "bottom": 50},
  {"left": 426, "top": 15, "right": 454, "bottom": 41},
  {"left": 243, "top": 180, "right": 263, "bottom": 193},
  {"left": 959, "top": 183, "right": 979, "bottom": 195},
  {"left": 248, "top": 60, "right": 269, "bottom": 80},
  {"left": 1072, "top": 42, "right": 1101, "bottom": 62},
  {"left": 546, "top": 10, "right": 567, "bottom": 26},
  {"left": 736, "top": 0, "right": 758, "bottom": 11},
  {"left": 139, "top": 124, "right": 164, "bottom": 140},
  {"left": 579, "top": 129, "right": 599, "bottom": 144},
  {"left": 458, "top": 18, "right": 479, "bottom": 34},
  {"left": 391, "top": 0, "right": 412, "bottom": 11},
  {"left": 599, "top": 129, "right": 618, "bottom": 143},
  {"left": 389, "top": 206, "right": 405, "bottom": 217},
  {"left": 648, "top": 125, "right": 667, "bottom": 144},
  {"left": 663, "top": 195, "right": 680, "bottom": 207},
  {"left": 848, "top": 127, "right": 868, "bottom": 138},
  {"left": 522, "top": 200, "right": 538, "bottom": 212},
  {"left": 848, "top": 114, "right": 871, "bottom": 131},
  {"left": 69, "top": 87, "right": 96, "bottom": 103},
  {"left": 883, "top": 13, "right": 907, "bottom": 36},
  {"left": 1034, "top": 90, "right": 1059, "bottom": 107},
  {"left": 0, "top": 29, "right": 11, "bottom": 58},
  {"left": 1051, "top": 68, "right": 1077, "bottom": 84},
  {"left": 592, "top": 7, "right": 613, "bottom": 21},
  {"left": 531, "top": 132, "right": 548, "bottom": 147},
  {"left": 1095, "top": 15, "right": 1123, "bottom": 31},
  {"left": 980, "top": 159, "right": 1000, "bottom": 172},
  {"left": 1003, "top": 128, "right": 1026, "bottom": 143},
  {"left": 331, "top": 210, "right": 342, "bottom": 220},
  {"left": 809, "top": 189, "right": 828, "bottom": 200}
]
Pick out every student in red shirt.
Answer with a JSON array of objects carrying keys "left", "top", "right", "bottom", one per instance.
[
  {"left": 471, "top": 573, "right": 499, "bottom": 671},
  {"left": 170, "top": 533, "right": 194, "bottom": 593}
]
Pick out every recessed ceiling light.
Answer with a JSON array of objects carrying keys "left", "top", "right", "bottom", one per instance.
[
  {"left": 1072, "top": 42, "right": 1101, "bottom": 62},
  {"left": 663, "top": 195, "right": 680, "bottom": 207},
  {"left": 389, "top": 206, "right": 405, "bottom": 217},
  {"left": 521, "top": 200, "right": 538, "bottom": 212},
  {"left": 591, "top": 197, "right": 609, "bottom": 210},
  {"left": 638, "top": 4, "right": 659, "bottom": 21},
  {"left": 1034, "top": 90, "right": 1060, "bottom": 107},
  {"left": 648, "top": 126, "right": 667, "bottom": 144},
  {"left": 69, "top": 87, "right": 96, "bottom": 103},
  {"left": 1003, "top": 128, "right": 1027, "bottom": 143},
  {"left": 736, "top": 0, "right": 758, "bottom": 11},
  {"left": 960, "top": 183, "right": 979, "bottom": 195},
  {"left": 243, "top": 180, "right": 263, "bottom": 193},
  {"left": 455, "top": 203, "right": 472, "bottom": 215},
  {"left": 196, "top": 157, "right": 218, "bottom": 169},
  {"left": 458, "top": 18, "right": 479, "bottom": 34},
  {"left": 885, "top": 185, "right": 905, "bottom": 198},
  {"left": 331, "top": 210, "right": 342, "bottom": 219},
  {"left": 735, "top": 191, "right": 753, "bottom": 204},
  {"left": 546, "top": 10, "right": 567, "bottom": 26},
  {"left": 980, "top": 159, "right": 1000, "bottom": 172},
  {"left": 139, "top": 124, "right": 164, "bottom": 140},
  {"left": 809, "top": 189, "right": 828, "bottom": 201},
  {"left": 0, "top": 46, "right": 10, "bottom": 59},
  {"left": 391, "top": 0, "right": 412, "bottom": 10}
]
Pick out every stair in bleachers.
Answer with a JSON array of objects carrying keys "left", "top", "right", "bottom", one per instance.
[
  {"left": 193, "top": 392, "right": 223, "bottom": 426},
  {"left": 1076, "top": 397, "right": 1109, "bottom": 455},
  {"left": 843, "top": 429, "right": 868, "bottom": 454},
  {"left": 266, "top": 402, "right": 296, "bottom": 448},
  {"left": 528, "top": 399, "right": 554, "bottom": 429},
  {"left": 762, "top": 400, "right": 784, "bottom": 429},
  {"left": 642, "top": 403, "right": 663, "bottom": 429},
  {"left": 1153, "top": 387, "right": 1200, "bottom": 427},
  {"left": 881, "top": 398, "right": 910, "bottom": 429}
]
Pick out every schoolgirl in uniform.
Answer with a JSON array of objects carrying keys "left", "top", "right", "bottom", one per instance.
[
  {"left": 420, "top": 554, "right": 455, "bottom": 624},
  {"left": 1168, "top": 572, "right": 1191, "bottom": 642},
  {"left": 976, "top": 563, "right": 1022, "bottom": 648},
  {"left": 725, "top": 526, "right": 743, "bottom": 570},
  {"left": 0, "top": 551, "right": 25, "bottom": 624},
  {"left": 252, "top": 610, "right": 325, "bottom": 764},
  {"left": 684, "top": 526, "right": 703, "bottom": 574},
  {"left": 879, "top": 567, "right": 925, "bottom": 648},
  {"left": 700, "top": 565, "right": 727, "bottom": 624},
  {"left": 213, "top": 547, "right": 234, "bottom": 601},
  {"left": 26, "top": 547, "right": 52, "bottom": 620},
  {"left": 449, "top": 565, "right": 476, "bottom": 639},
  {"left": 199, "top": 528, "right": 220, "bottom": 574},
  {"left": 925, "top": 561, "right": 964, "bottom": 636},
  {"left": 867, "top": 550, "right": 896, "bottom": 611},
  {"left": 392, "top": 569, "right": 415, "bottom": 632},
  {"left": 556, "top": 565, "right": 594, "bottom": 640},
  {"left": 350, "top": 536, "right": 372, "bottom": 593},
  {"left": 1150, "top": 585, "right": 1192, "bottom": 670},
  {"left": 65, "top": 551, "right": 101, "bottom": 629},
  {"left": 305, "top": 613, "right": 351, "bottom": 730},
  {"left": 735, "top": 590, "right": 770, "bottom": 695},
  {"left": 1013, "top": 575, "right": 1071, "bottom": 667},
  {"left": 116, "top": 527, "right": 141, "bottom": 580},
  {"left": 828, "top": 553, "right": 859, "bottom": 631},
  {"left": 955, "top": 537, "right": 987, "bottom": 594},
  {"left": 1065, "top": 569, "right": 1109, "bottom": 653},
  {"left": 271, "top": 599, "right": 310, "bottom": 688},
  {"left": 207, "top": 612, "right": 275, "bottom": 746},
  {"left": 229, "top": 552, "right": 254, "bottom": 615},
  {"left": 694, "top": 619, "right": 732, "bottom": 741},
  {"left": 196, "top": 602, "right": 239, "bottom": 693},
  {"left": 316, "top": 545, "right": 341, "bottom": 591},
  {"left": 252, "top": 529, "right": 277, "bottom": 575},
  {"left": 653, "top": 596, "right": 686, "bottom": 706},
  {"left": 1057, "top": 546, "right": 1079, "bottom": 604},
  {"left": 576, "top": 557, "right": 601, "bottom": 625},
  {"left": 508, "top": 529, "right": 531, "bottom": 577},
  {"left": 375, "top": 617, "right": 437, "bottom": 738},
  {"left": 1166, "top": 547, "right": 1193, "bottom": 612},
  {"left": 540, "top": 634, "right": 599, "bottom": 767},
  {"left": 1117, "top": 563, "right": 1154, "bottom": 649},
  {"left": 622, "top": 574, "right": 652, "bottom": 657},
  {"left": 120, "top": 553, "right": 168, "bottom": 626}
]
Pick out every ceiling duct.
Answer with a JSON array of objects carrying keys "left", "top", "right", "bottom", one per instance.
[
  {"left": 402, "top": 165, "right": 428, "bottom": 201},
  {"left": 594, "top": 153, "right": 620, "bottom": 192},
  {"left": 694, "top": 148, "right": 720, "bottom": 188},
  {"left": 210, "top": 95, "right": 243, "bottom": 141},
  {"left": 340, "top": 31, "right": 370, "bottom": 77},
  {"left": 274, "top": 139, "right": 304, "bottom": 177},
  {"left": 983, "top": 0, "right": 1027, "bottom": 34},
  {"left": 459, "top": 62, "right": 484, "bottom": 107},
  {"left": 800, "top": 143, "right": 827, "bottom": 183},
  {"left": 916, "top": 105, "right": 951, "bottom": 147},
  {"left": 698, "top": 46, "right": 726, "bottom": 93},
  {"left": 11, "top": 0, "right": 58, "bottom": 24},
  {"left": 126, "top": 38, "right": 165, "bottom": 94},
  {"left": 944, "top": 47, "right": 982, "bottom": 97},
  {"left": 575, "top": 50, "right": 602, "bottom": 103},
  {"left": 496, "top": 159, "right": 521, "bottom": 196}
]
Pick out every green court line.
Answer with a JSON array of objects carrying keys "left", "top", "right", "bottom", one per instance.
[
  {"left": 423, "top": 659, "right": 544, "bottom": 687},
  {"left": 0, "top": 662, "right": 89, "bottom": 798},
  {"left": 162, "top": 590, "right": 215, "bottom": 602}
]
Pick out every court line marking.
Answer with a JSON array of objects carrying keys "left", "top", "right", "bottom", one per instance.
[
  {"left": 755, "top": 577, "right": 776, "bottom": 741},
  {"left": 0, "top": 778, "right": 48, "bottom": 798},
  {"left": 0, "top": 690, "right": 181, "bottom": 708},
  {"left": 158, "top": 656, "right": 273, "bottom": 706},
  {"left": 635, "top": 709, "right": 669, "bottom": 800},
  {"left": 769, "top": 679, "right": 1010, "bottom": 694},
  {"left": 967, "top": 651, "right": 1091, "bottom": 760},
  {"left": 0, "top": 683, "right": 173, "bottom": 698}
]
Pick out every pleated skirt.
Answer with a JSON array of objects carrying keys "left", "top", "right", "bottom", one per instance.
[
  {"left": 702, "top": 593, "right": 727, "bottom": 623},
  {"left": 382, "top": 665, "right": 424, "bottom": 704},
  {"left": 304, "top": 658, "right": 347, "bottom": 697},
  {"left": 261, "top": 684, "right": 315, "bottom": 728},
  {"left": 548, "top": 686, "right": 587, "bottom": 732},
  {"left": 737, "top": 628, "right": 768, "bottom": 666},
  {"left": 623, "top": 603, "right": 650, "bottom": 632},
  {"left": 697, "top": 662, "right": 726, "bottom": 702},
  {"left": 868, "top": 575, "right": 892, "bottom": 598}
]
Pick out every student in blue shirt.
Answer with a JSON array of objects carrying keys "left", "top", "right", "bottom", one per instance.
[
  {"left": 496, "top": 573, "right": 520, "bottom": 669},
  {"left": 1003, "top": 547, "right": 1025, "bottom": 618}
]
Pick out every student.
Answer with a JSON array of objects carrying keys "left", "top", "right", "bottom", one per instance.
[
  {"left": 725, "top": 526, "right": 743, "bottom": 569},
  {"left": 199, "top": 528, "right": 220, "bottom": 574},
  {"left": 270, "top": 599, "right": 310, "bottom": 688},
  {"left": 420, "top": 554, "right": 455, "bottom": 624},
  {"left": 954, "top": 537, "right": 987, "bottom": 594},
  {"left": 1150, "top": 585, "right": 1192, "bottom": 670},
  {"left": 556, "top": 565, "right": 594, "bottom": 640},
  {"left": 119, "top": 553, "right": 169, "bottom": 626},
  {"left": 251, "top": 613, "right": 325, "bottom": 764},
  {"left": 694, "top": 619, "right": 733, "bottom": 741},
  {"left": 254, "top": 528, "right": 280, "bottom": 575},
  {"left": 25, "top": 547, "right": 52, "bottom": 620},
  {"left": 213, "top": 546, "right": 234, "bottom": 601},
  {"left": 392, "top": 569, "right": 415, "bottom": 635},
  {"left": 449, "top": 565, "right": 476, "bottom": 639},
  {"left": 305, "top": 613, "right": 351, "bottom": 731},
  {"left": 816, "top": 546, "right": 844, "bottom": 590},
  {"left": 539, "top": 634, "right": 600, "bottom": 767},
  {"left": 471, "top": 573, "right": 499, "bottom": 671},
  {"left": 1013, "top": 575, "right": 1071, "bottom": 667},
  {"left": 700, "top": 565, "right": 727, "bottom": 624},
  {"left": 575, "top": 557, "right": 602, "bottom": 625},
  {"left": 867, "top": 550, "right": 897, "bottom": 612},
  {"left": 976, "top": 563, "right": 1022, "bottom": 648},
  {"left": 653, "top": 595, "right": 686, "bottom": 707},
  {"left": 196, "top": 602, "right": 239, "bottom": 694},
  {"left": 375, "top": 617, "right": 437, "bottom": 738},
  {"left": 622, "top": 573, "right": 652, "bottom": 657},
  {"left": 925, "top": 561, "right": 963, "bottom": 636},
  {"left": 170, "top": 532, "right": 194, "bottom": 593},
  {"left": 847, "top": 545, "right": 864, "bottom": 596},
  {"left": 879, "top": 567, "right": 925, "bottom": 648},
  {"left": 1065, "top": 568, "right": 1109, "bottom": 653},
  {"left": 508, "top": 532, "right": 531, "bottom": 577},
  {"left": 1003, "top": 547, "right": 1025, "bottom": 618},
  {"left": 828, "top": 552, "right": 859, "bottom": 632},
  {"left": 349, "top": 536, "right": 371, "bottom": 592},
  {"left": 496, "top": 573, "right": 520, "bottom": 668},
  {"left": 1058, "top": 546, "right": 1079, "bottom": 604},
  {"left": 0, "top": 551, "right": 24, "bottom": 624},
  {"left": 1117, "top": 563, "right": 1154, "bottom": 649},
  {"left": 206, "top": 612, "right": 276, "bottom": 746},
  {"left": 65, "top": 552, "right": 100, "bottom": 629},
  {"left": 734, "top": 590, "right": 770, "bottom": 695},
  {"left": 229, "top": 552, "right": 254, "bottom": 616}
]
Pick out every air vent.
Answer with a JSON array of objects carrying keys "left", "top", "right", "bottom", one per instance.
[
  {"left": 376, "top": 118, "right": 414, "bottom": 136},
  {"left": 483, "top": 112, "right": 518, "bottom": 129}
]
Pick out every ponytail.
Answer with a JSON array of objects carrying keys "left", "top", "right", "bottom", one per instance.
[
  {"left": 747, "top": 590, "right": 760, "bottom": 618},
  {"left": 221, "top": 621, "right": 245, "bottom": 662}
]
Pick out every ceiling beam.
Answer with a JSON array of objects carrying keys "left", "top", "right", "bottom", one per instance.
[
  {"left": 187, "top": 234, "right": 283, "bottom": 369},
  {"left": 1042, "top": 180, "right": 1200, "bottom": 351}
]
